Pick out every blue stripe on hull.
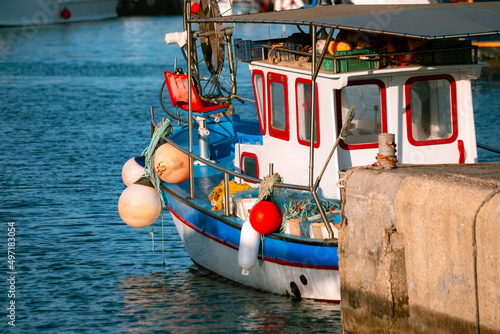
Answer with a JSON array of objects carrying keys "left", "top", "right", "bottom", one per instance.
[{"left": 166, "top": 193, "right": 339, "bottom": 269}]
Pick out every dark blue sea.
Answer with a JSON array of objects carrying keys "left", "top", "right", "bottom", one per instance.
[{"left": 0, "top": 16, "right": 498, "bottom": 333}]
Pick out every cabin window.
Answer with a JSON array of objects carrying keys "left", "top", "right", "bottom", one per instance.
[
  {"left": 252, "top": 70, "right": 266, "bottom": 135},
  {"left": 267, "top": 72, "right": 289, "bottom": 141},
  {"left": 240, "top": 152, "right": 259, "bottom": 179},
  {"left": 336, "top": 80, "right": 387, "bottom": 150},
  {"left": 296, "top": 79, "right": 320, "bottom": 148},
  {"left": 405, "top": 75, "right": 457, "bottom": 146}
]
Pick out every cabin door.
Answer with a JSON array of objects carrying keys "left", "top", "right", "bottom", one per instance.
[
  {"left": 336, "top": 79, "right": 388, "bottom": 169},
  {"left": 402, "top": 74, "right": 463, "bottom": 164}
]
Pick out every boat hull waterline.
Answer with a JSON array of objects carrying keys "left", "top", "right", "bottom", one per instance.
[{"left": 165, "top": 191, "right": 341, "bottom": 302}]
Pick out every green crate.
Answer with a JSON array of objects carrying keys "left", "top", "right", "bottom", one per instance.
[
  {"left": 318, "top": 48, "right": 377, "bottom": 73},
  {"left": 417, "top": 40, "right": 473, "bottom": 66}
]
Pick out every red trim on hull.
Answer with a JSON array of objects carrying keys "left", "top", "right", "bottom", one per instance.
[
  {"left": 168, "top": 204, "right": 238, "bottom": 251},
  {"left": 167, "top": 205, "right": 339, "bottom": 271}
]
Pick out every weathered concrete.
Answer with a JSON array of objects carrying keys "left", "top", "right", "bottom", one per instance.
[{"left": 339, "top": 163, "right": 500, "bottom": 334}]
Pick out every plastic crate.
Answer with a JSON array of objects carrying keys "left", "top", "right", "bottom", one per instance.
[
  {"left": 280, "top": 42, "right": 300, "bottom": 61},
  {"left": 416, "top": 40, "right": 473, "bottom": 65},
  {"left": 318, "top": 48, "right": 377, "bottom": 73},
  {"left": 234, "top": 38, "right": 271, "bottom": 62},
  {"left": 233, "top": 38, "right": 286, "bottom": 62}
]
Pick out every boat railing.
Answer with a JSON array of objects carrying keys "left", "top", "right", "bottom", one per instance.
[
  {"left": 241, "top": 42, "right": 479, "bottom": 73},
  {"left": 149, "top": 107, "right": 343, "bottom": 240}
]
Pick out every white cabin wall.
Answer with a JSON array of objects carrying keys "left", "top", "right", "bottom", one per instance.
[
  {"left": 386, "top": 81, "right": 402, "bottom": 162},
  {"left": 456, "top": 71, "right": 478, "bottom": 163},
  {"left": 240, "top": 65, "right": 342, "bottom": 200},
  {"left": 238, "top": 63, "right": 481, "bottom": 199},
  {"left": 398, "top": 68, "right": 478, "bottom": 165}
]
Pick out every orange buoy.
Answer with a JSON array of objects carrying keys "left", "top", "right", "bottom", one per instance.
[
  {"left": 118, "top": 183, "right": 161, "bottom": 228},
  {"left": 153, "top": 143, "right": 189, "bottom": 184},
  {"left": 122, "top": 156, "right": 145, "bottom": 187},
  {"left": 328, "top": 41, "right": 352, "bottom": 54},
  {"left": 249, "top": 200, "right": 282, "bottom": 235}
]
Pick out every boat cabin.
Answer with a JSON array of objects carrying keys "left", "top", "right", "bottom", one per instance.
[{"left": 234, "top": 49, "right": 482, "bottom": 200}]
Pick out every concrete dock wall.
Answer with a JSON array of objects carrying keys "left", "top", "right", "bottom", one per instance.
[{"left": 339, "top": 163, "right": 500, "bottom": 334}]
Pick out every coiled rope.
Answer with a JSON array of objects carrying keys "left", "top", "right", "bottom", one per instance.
[{"left": 258, "top": 173, "right": 283, "bottom": 201}]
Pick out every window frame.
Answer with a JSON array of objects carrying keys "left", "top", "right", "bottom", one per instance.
[
  {"left": 240, "top": 152, "right": 259, "bottom": 181},
  {"left": 267, "top": 72, "right": 290, "bottom": 141},
  {"left": 252, "top": 70, "right": 266, "bottom": 135},
  {"left": 405, "top": 74, "right": 458, "bottom": 146},
  {"left": 335, "top": 79, "right": 388, "bottom": 150},
  {"left": 295, "top": 78, "right": 320, "bottom": 148}
]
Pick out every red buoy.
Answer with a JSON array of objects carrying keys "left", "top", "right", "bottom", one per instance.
[
  {"left": 60, "top": 8, "right": 71, "bottom": 20},
  {"left": 191, "top": 3, "right": 200, "bottom": 14},
  {"left": 249, "top": 200, "right": 282, "bottom": 235}
]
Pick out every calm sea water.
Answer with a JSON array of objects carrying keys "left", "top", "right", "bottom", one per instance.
[{"left": 0, "top": 16, "right": 498, "bottom": 333}]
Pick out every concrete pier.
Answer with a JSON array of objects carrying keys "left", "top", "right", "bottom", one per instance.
[{"left": 339, "top": 163, "right": 500, "bottom": 334}]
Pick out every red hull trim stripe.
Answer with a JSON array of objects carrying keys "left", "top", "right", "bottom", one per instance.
[{"left": 168, "top": 205, "right": 339, "bottom": 271}]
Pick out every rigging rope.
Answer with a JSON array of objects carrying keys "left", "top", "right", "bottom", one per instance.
[
  {"left": 141, "top": 118, "right": 173, "bottom": 208},
  {"left": 141, "top": 119, "right": 172, "bottom": 262}
]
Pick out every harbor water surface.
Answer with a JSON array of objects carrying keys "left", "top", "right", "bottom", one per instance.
[{"left": 0, "top": 16, "right": 498, "bottom": 333}]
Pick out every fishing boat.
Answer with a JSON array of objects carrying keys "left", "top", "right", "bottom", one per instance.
[
  {"left": 0, "top": 0, "right": 118, "bottom": 26},
  {"left": 118, "top": 1, "right": 500, "bottom": 302}
]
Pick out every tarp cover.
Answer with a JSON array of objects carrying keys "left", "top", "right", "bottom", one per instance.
[{"left": 193, "top": 2, "right": 500, "bottom": 39}]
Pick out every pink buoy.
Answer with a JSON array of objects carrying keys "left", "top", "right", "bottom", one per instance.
[
  {"left": 118, "top": 184, "right": 161, "bottom": 228},
  {"left": 122, "top": 156, "right": 145, "bottom": 187},
  {"left": 153, "top": 143, "right": 189, "bottom": 184},
  {"left": 60, "top": 8, "right": 71, "bottom": 19}
]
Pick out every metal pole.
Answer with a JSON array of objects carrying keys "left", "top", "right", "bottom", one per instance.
[
  {"left": 187, "top": 21, "right": 195, "bottom": 199},
  {"left": 308, "top": 25, "right": 334, "bottom": 240},
  {"left": 224, "top": 172, "right": 230, "bottom": 216},
  {"left": 150, "top": 106, "right": 155, "bottom": 137},
  {"left": 312, "top": 28, "right": 334, "bottom": 82},
  {"left": 308, "top": 25, "right": 317, "bottom": 188}
]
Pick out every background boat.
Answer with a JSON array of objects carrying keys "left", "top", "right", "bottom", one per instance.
[{"left": 0, "top": 0, "right": 119, "bottom": 27}]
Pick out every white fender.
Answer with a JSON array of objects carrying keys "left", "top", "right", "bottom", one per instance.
[
  {"left": 165, "top": 31, "right": 187, "bottom": 48},
  {"left": 238, "top": 220, "right": 261, "bottom": 275}
]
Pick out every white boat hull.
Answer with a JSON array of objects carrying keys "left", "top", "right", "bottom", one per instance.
[{"left": 169, "top": 205, "right": 341, "bottom": 302}]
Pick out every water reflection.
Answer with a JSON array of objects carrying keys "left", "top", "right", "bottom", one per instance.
[{"left": 117, "top": 269, "right": 342, "bottom": 333}]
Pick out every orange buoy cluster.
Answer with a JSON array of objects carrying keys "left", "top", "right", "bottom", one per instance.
[
  {"left": 118, "top": 143, "right": 190, "bottom": 228},
  {"left": 249, "top": 200, "right": 282, "bottom": 235}
]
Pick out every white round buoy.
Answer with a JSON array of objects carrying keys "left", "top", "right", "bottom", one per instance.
[
  {"left": 118, "top": 183, "right": 161, "bottom": 228},
  {"left": 153, "top": 143, "right": 189, "bottom": 184},
  {"left": 238, "top": 220, "right": 261, "bottom": 275},
  {"left": 122, "top": 156, "right": 145, "bottom": 187}
]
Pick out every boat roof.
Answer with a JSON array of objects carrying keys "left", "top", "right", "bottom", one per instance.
[{"left": 191, "top": 2, "right": 500, "bottom": 40}]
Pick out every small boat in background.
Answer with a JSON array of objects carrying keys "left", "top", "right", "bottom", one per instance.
[
  {"left": 231, "top": 0, "right": 261, "bottom": 14},
  {"left": 0, "top": 0, "right": 119, "bottom": 27}
]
